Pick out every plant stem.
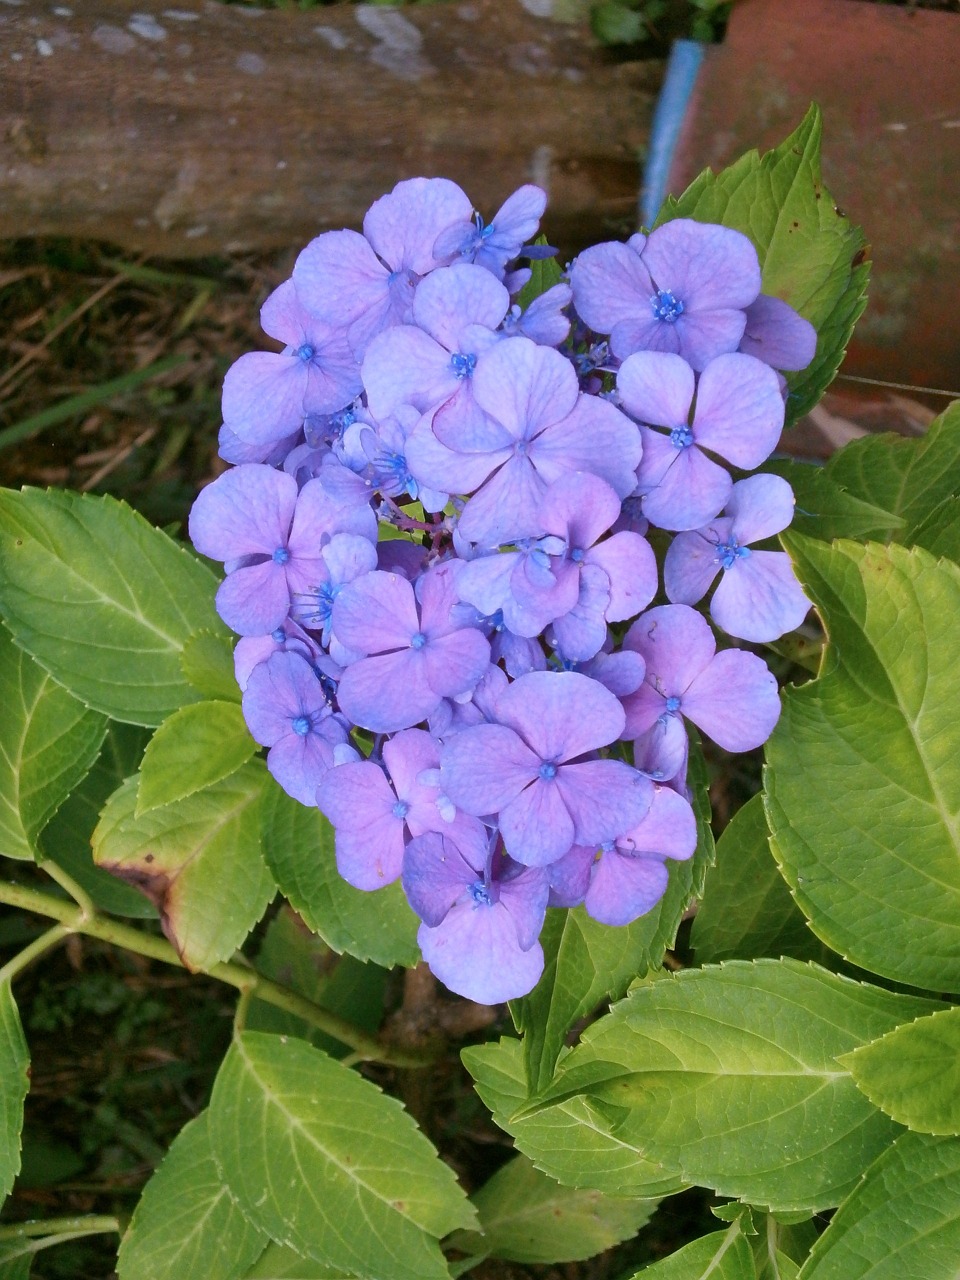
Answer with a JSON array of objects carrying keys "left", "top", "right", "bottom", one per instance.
[
  {"left": 0, "top": 1216, "right": 120, "bottom": 1243},
  {"left": 0, "top": 879, "right": 434, "bottom": 1068},
  {"left": 42, "top": 858, "right": 96, "bottom": 920},
  {"left": 0, "top": 924, "right": 69, "bottom": 986}
]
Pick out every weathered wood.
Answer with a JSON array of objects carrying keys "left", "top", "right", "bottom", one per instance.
[{"left": 0, "top": 1, "right": 660, "bottom": 257}]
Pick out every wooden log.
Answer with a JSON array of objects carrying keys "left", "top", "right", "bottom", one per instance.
[{"left": 0, "top": 0, "right": 660, "bottom": 257}]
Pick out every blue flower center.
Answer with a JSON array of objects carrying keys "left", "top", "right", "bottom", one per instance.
[
  {"left": 539, "top": 761, "right": 558, "bottom": 781},
  {"left": 271, "top": 627, "right": 286, "bottom": 643},
  {"left": 272, "top": 547, "right": 290, "bottom": 564},
  {"left": 651, "top": 290, "right": 684, "bottom": 323},
  {"left": 570, "top": 547, "right": 585, "bottom": 564},
  {"left": 669, "top": 425, "right": 695, "bottom": 450},
  {"left": 291, "top": 715, "right": 311, "bottom": 736},
  {"left": 373, "top": 449, "right": 415, "bottom": 495},
  {"left": 392, "top": 799, "right": 410, "bottom": 820},
  {"left": 296, "top": 343, "right": 315, "bottom": 362},
  {"left": 450, "top": 352, "right": 477, "bottom": 380},
  {"left": 716, "top": 540, "right": 752, "bottom": 571},
  {"left": 469, "top": 880, "right": 493, "bottom": 906},
  {"left": 664, "top": 695, "right": 682, "bottom": 714},
  {"left": 410, "top": 631, "right": 427, "bottom": 651}
]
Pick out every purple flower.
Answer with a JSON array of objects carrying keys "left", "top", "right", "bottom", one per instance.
[
  {"left": 242, "top": 651, "right": 349, "bottom": 805},
  {"left": 290, "top": 532, "right": 379, "bottom": 659},
  {"left": 221, "top": 280, "right": 362, "bottom": 449},
  {"left": 331, "top": 563, "right": 491, "bottom": 732},
  {"left": 293, "top": 178, "right": 473, "bottom": 357},
  {"left": 432, "top": 184, "right": 548, "bottom": 278},
  {"left": 664, "top": 474, "right": 811, "bottom": 642},
  {"left": 500, "top": 283, "right": 573, "bottom": 348},
  {"left": 739, "top": 294, "right": 817, "bottom": 372},
  {"left": 622, "top": 605, "right": 781, "bottom": 755},
  {"left": 188, "top": 465, "right": 376, "bottom": 636},
  {"left": 234, "top": 618, "right": 321, "bottom": 691},
  {"left": 403, "top": 827, "right": 549, "bottom": 1003},
  {"left": 617, "top": 350, "right": 784, "bottom": 531},
  {"left": 440, "top": 670, "right": 652, "bottom": 867},
  {"left": 570, "top": 220, "right": 762, "bottom": 369}
]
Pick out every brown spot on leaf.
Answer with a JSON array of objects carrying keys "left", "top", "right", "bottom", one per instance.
[
  {"left": 392, "top": 1200, "right": 406, "bottom": 1212},
  {"left": 144, "top": 852, "right": 155, "bottom": 863}
]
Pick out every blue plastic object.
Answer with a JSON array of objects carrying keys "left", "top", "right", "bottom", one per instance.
[{"left": 639, "top": 38, "right": 705, "bottom": 229}]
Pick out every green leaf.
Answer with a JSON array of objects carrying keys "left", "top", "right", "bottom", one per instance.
[
  {"left": 136, "top": 701, "right": 255, "bottom": 816},
  {"left": 764, "top": 458, "right": 904, "bottom": 545},
  {"left": 40, "top": 721, "right": 155, "bottom": 918},
  {"left": 246, "top": 906, "right": 387, "bottom": 1057},
  {"left": 0, "top": 1252, "right": 30, "bottom": 1280},
  {"left": 181, "top": 629, "right": 241, "bottom": 703},
  {"left": 840, "top": 1005, "right": 960, "bottom": 1137},
  {"left": 462, "top": 1036, "right": 683, "bottom": 1198},
  {"left": 691, "top": 794, "right": 825, "bottom": 964},
  {"left": 117, "top": 1111, "right": 267, "bottom": 1280},
  {"left": 208, "top": 1032, "right": 477, "bottom": 1280},
  {"left": 0, "top": 982, "right": 28, "bottom": 1205},
  {"left": 539, "top": 960, "right": 935, "bottom": 1212},
  {"left": 765, "top": 538, "right": 960, "bottom": 992},
  {"left": 261, "top": 785, "right": 418, "bottom": 969},
  {"left": 0, "top": 625, "right": 106, "bottom": 861},
  {"left": 242, "top": 1243, "right": 353, "bottom": 1278},
  {"left": 516, "top": 239, "right": 563, "bottom": 312},
  {"left": 628, "top": 1224, "right": 758, "bottom": 1279},
  {"left": 799, "top": 1132, "right": 960, "bottom": 1279},
  {"left": 93, "top": 764, "right": 274, "bottom": 970},
  {"left": 590, "top": 2, "right": 647, "bottom": 46},
  {"left": 448, "top": 1153, "right": 656, "bottom": 1264},
  {"left": 0, "top": 487, "right": 224, "bottom": 725},
  {"left": 656, "top": 104, "right": 869, "bottom": 424},
  {"left": 908, "top": 495, "right": 960, "bottom": 564}
]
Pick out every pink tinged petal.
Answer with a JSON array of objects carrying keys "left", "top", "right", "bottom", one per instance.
[
  {"left": 457, "top": 454, "right": 546, "bottom": 546},
  {"left": 583, "top": 649, "right": 645, "bottom": 698},
  {"left": 692, "top": 353, "right": 785, "bottom": 469},
  {"left": 740, "top": 294, "right": 817, "bottom": 371},
  {"left": 634, "top": 425, "right": 680, "bottom": 494},
  {"left": 440, "top": 723, "right": 541, "bottom": 816},
  {"left": 710, "top": 551, "right": 811, "bottom": 643},
  {"left": 242, "top": 650, "right": 321, "bottom": 744},
  {"left": 331, "top": 570, "right": 418, "bottom": 655},
  {"left": 416, "top": 561, "right": 461, "bottom": 638},
  {"left": 539, "top": 472, "right": 620, "bottom": 550},
  {"left": 403, "top": 831, "right": 483, "bottom": 925},
  {"left": 499, "top": 867, "right": 551, "bottom": 951},
  {"left": 317, "top": 760, "right": 405, "bottom": 888},
  {"left": 640, "top": 444, "right": 732, "bottom": 532},
  {"left": 508, "top": 554, "right": 579, "bottom": 638},
  {"left": 632, "top": 716, "right": 688, "bottom": 782},
  {"left": 587, "top": 531, "right": 657, "bottom": 622},
  {"left": 488, "top": 184, "right": 547, "bottom": 249},
  {"left": 413, "top": 263, "right": 509, "bottom": 349},
  {"left": 617, "top": 784, "right": 697, "bottom": 861},
  {"left": 221, "top": 351, "right": 308, "bottom": 446},
  {"left": 455, "top": 552, "right": 518, "bottom": 618},
  {"left": 549, "top": 565, "right": 610, "bottom": 663},
  {"left": 518, "top": 283, "right": 573, "bottom": 347},
  {"left": 664, "top": 530, "right": 722, "bottom": 606},
  {"left": 362, "top": 326, "right": 457, "bottom": 419},
  {"left": 623, "top": 603, "right": 715, "bottom": 693},
  {"left": 432, "top": 382, "right": 511, "bottom": 454},
  {"left": 189, "top": 464, "right": 297, "bottom": 561},
  {"left": 682, "top": 649, "right": 781, "bottom": 752},
  {"left": 529, "top": 396, "right": 641, "bottom": 499},
  {"left": 547, "top": 845, "right": 594, "bottom": 907},
  {"left": 673, "top": 310, "right": 749, "bottom": 371},
  {"left": 610, "top": 314, "right": 681, "bottom": 362},
  {"left": 471, "top": 338, "right": 578, "bottom": 442},
  {"left": 267, "top": 732, "right": 337, "bottom": 808},
  {"left": 642, "top": 220, "right": 761, "bottom": 312},
  {"left": 259, "top": 278, "right": 305, "bottom": 346},
  {"left": 335, "top": 649, "right": 439, "bottom": 733},
  {"left": 620, "top": 679, "right": 668, "bottom": 740},
  {"left": 727, "top": 473, "right": 796, "bottom": 544},
  {"left": 496, "top": 669, "right": 625, "bottom": 763},
  {"left": 364, "top": 177, "right": 473, "bottom": 275},
  {"left": 216, "top": 560, "right": 291, "bottom": 636},
  {"left": 288, "top": 476, "right": 377, "bottom": 556},
  {"left": 569, "top": 240, "right": 653, "bottom": 334},
  {"left": 500, "top": 777, "right": 576, "bottom": 867},
  {"left": 418, "top": 908, "right": 545, "bottom": 1003},
  {"left": 303, "top": 339, "right": 363, "bottom": 417},
  {"left": 422, "top": 629, "right": 492, "bottom": 699},
  {"left": 584, "top": 850, "right": 669, "bottom": 926},
  {"left": 556, "top": 760, "right": 653, "bottom": 847},
  {"left": 405, "top": 418, "right": 505, "bottom": 496},
  {"left": 617, "top": 350, "right": 695, "bottom": 429},
  {"left": 292, "top": 229, "right": 387, "bottom": 325}
]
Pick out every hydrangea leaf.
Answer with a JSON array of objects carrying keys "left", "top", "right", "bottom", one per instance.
[
  {"left": 516, "top": 237, "right": 563, "bottom": 310},
  {"left": 0, "top": 488, "right": 224, "bottom": 726},
  {"left": 208, "top": 1031, "right": 477, "bottom": 1280},
  {"left": 624, "top": 1224, "right": 758, "bottom": 1279},
  {"left": 537, "top": 961, "right": 935, "bottom": 1212},
  {"left": 462, "top": 1036, "right": 683, "bottom": 1199},
  {"left": 765, "top": 537, "right": 960, "bottom": 992},
  {"left": 691, "top": 793, "right": 827, "bottom": 965},
  {"left": 261, "top": 785, "right": 419, "bottom": 970},
  {"left": 447, "top": 1153, "right": 657, "bottom": 1265},
  {"left": 136, "top": 700, "right": 256, "bottom": 816},
  {"left": 246, "top": 906, "right": 387, "bottom": 1058},
  {"left": 181, "top": 629, "right": 242, "bottom": 703},
  {"left": 92, "top": 763, "right": 274, "bottom": 971},
  {"left": 799, "top": 1132, "right": 960, "bottom": 1279},
  {"left": 656, "top": 103, "right": 869, "bottom": 425},
  {"left": 40, "top": 721, "right": 155, "bottom": 918},
  {"left": 0, "top": 624, "right": 106, "bottom": 862},
  {"left": 839, "top": 1006, "right": 960, "bottom": 1137},
  {"left": 908, "top": 495, "right": 960, "bottom": 563},
  {"left": 241, "top": 1243, "right": 353, "bottom": 1278},
  {"left": 514, "top": 739, "right": 714, "bottom": 1093},
  {"left": 764, "top": 459, "right": 904, "bottom": 545},
  {"left": 0, "top": 981, "right": 29, "bottom": 1206},
  {"left": 117, "top": 1111, "right": 268, "bottom": 1280},
  {"left": 0, "top": 1252, "right": 30, "bottom": 1280}
]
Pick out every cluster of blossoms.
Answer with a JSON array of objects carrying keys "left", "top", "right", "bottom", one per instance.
[{"left": 189, "top": 177, "right": 814, "bottom": 1004}]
